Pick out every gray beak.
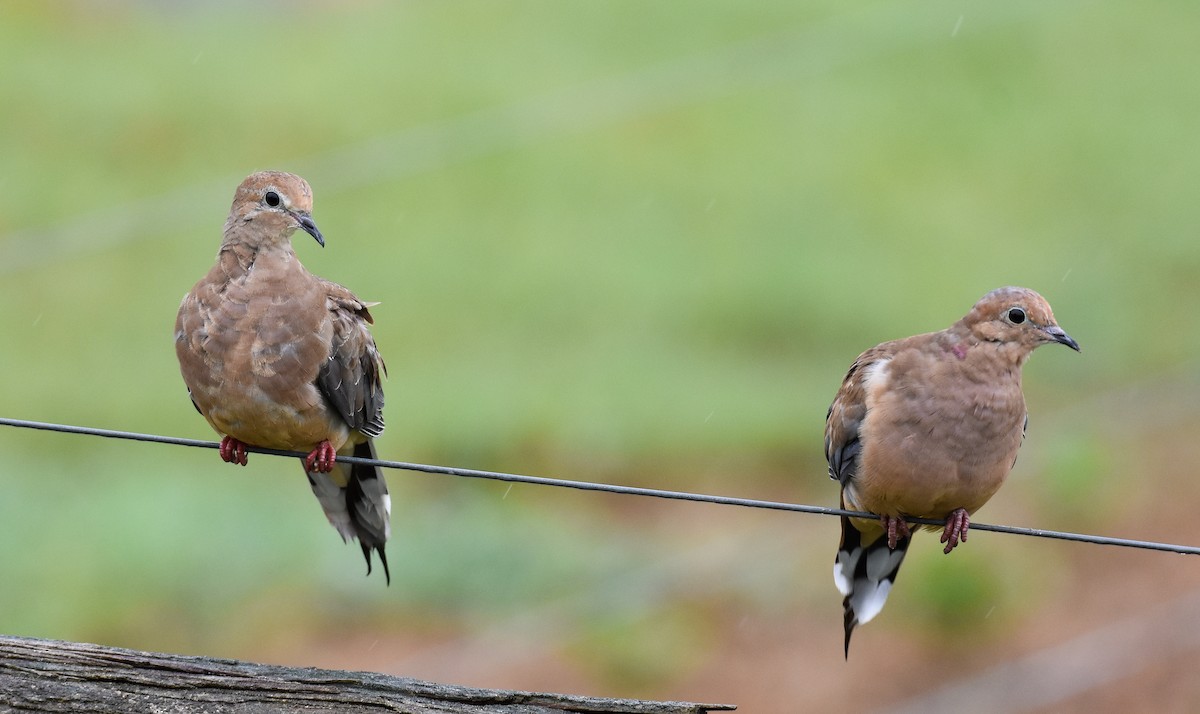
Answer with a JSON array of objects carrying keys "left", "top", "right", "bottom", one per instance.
[
  {"left": 1044, "top": 325, "right": 1080, "bottom": 352},
  {"left": 293, "top": 213, "right": 324, "bottom": 247}
]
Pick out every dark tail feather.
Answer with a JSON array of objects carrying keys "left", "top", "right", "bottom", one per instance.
[
  {"left": 346, "top": 439, "right": 391, "bottom": 585},
  {"left": 359, "top": 541, "right": 391, "bottom": 585},
  {"left": 306, "top": 439, "right": 392, "bottom": 584},
  {"left": 834, "top": 515, "right": 910, "bottom": 658}
]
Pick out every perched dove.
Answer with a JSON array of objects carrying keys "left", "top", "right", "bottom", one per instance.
[
  {"left": 825, "top": 286, "right": 1079, "bottom": 656},
  {"left": 175, "top": 171, "right": 391, "bottom": 582}
]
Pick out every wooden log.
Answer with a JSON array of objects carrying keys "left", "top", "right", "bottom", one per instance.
[{"left": 0, "top": 635, "right": 734, "bottom": 713}]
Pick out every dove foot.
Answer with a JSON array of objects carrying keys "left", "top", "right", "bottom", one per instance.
[
  {"left": 304, "top": 440, "right": 337, "bottom": 473},
  {"left": 219, "top": 436, "right": 249, "bottom": 466},
  {"left": 940, "top": 508, "right": 970, "bottom": 553},
  {"left": 881, "top": 514, "right": 911, "bottom": 550}
]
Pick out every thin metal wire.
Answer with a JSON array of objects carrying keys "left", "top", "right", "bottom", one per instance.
[{"left": 3, "top": 416, "right": 1198, "bottom": 556}]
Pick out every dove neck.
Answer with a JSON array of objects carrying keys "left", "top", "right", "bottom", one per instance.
[
  {"left": 215, "top": 232, "right": 298, "bottom": 277},
  {"left": 944, "top": 321, "right": 1034, "bottom": 369}
]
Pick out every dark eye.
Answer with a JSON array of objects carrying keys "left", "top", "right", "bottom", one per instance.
[
  {"left": 264, "top": 191, "right": 281, "bottom": 207},
  {"left": 1007, "top": 307, "right": 1026, "bottom": 324}
]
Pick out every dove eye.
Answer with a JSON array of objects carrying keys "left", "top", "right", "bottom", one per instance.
[
  {"left": 1006, "top": 307, "right": 1026, "bottom": 324},
  {"left": 264, "top": 191, "right": 281, "bottom": 207}
]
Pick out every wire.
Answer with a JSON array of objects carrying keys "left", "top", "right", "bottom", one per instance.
[{"left": 3, "top": 416, "right": 1198, "bottom": 556}]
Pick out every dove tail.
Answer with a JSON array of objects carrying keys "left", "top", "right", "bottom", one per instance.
[
  {"left": 834, "top": 514, "right": 909, "bottom": 658},
  {"left": 305, "top": 439, "right": 392, "bottom": 585},
  {"left": 345, "top": 439, "right": 391, "bottom": 585}
]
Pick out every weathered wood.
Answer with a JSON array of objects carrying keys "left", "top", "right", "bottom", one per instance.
[{"left": 0, "top": 636, "right": 734, "bottom": 713}]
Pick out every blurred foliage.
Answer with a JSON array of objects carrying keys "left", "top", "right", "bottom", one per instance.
[
  {"left": 900, "top": 538, "right": 1035, "bottom": 639},
  {"left": 2, "top": 0, "right": 1200, "bottom": 703},
  {"left": 1033, "top": 430, "right": 1122, "bottom": 528},
  {"left": 566, "top": 602, "right": 717, "bottom": 690}
]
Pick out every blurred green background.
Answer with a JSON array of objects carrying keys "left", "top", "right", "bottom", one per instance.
[{"left": 3, "top": 1, "right": 1200, "bottom": 711}]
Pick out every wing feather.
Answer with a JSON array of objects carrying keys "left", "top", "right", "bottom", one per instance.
[{"left": 316, "top": 282, "right": 386, "bottom": 437}]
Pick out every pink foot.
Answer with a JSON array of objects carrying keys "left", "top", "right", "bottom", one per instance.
[
  {"left": 941, "top": 508, "right": 970, "bottom": 554},
  {"left": 304, "top": 440, "right": 337, "bottom": 473},
  {"left": 219, "top": 436, "right": 249, "bottom": 466},
  {"left": 881, "top": 514, "right": 911, "bottom": 550}
]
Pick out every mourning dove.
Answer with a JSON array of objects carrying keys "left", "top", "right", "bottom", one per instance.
[
  {"left": 825, "top": 286, "right": 1079, "bottom": 656},
  {"left": 175, "top": 171, "right": 391, "bottom": 583}
]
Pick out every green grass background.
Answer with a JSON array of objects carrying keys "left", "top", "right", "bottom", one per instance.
[{"left": 3, "top": 0, "right": 1200, "bottom": 707}]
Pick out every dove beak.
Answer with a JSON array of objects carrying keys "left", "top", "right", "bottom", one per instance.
[
  {"left": 1044, "top": 325, "right": 1080, "bottom": 352},
  {"left": 292, "top": 212, "right": 325, "bottom": 247}
]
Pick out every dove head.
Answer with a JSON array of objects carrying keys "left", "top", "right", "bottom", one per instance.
[
  {"left": 224, "top": 171, "right": 324, "bottom": 248},
  {"left": 960, "top": 286, "right": 1080, "bottom": 358}
]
